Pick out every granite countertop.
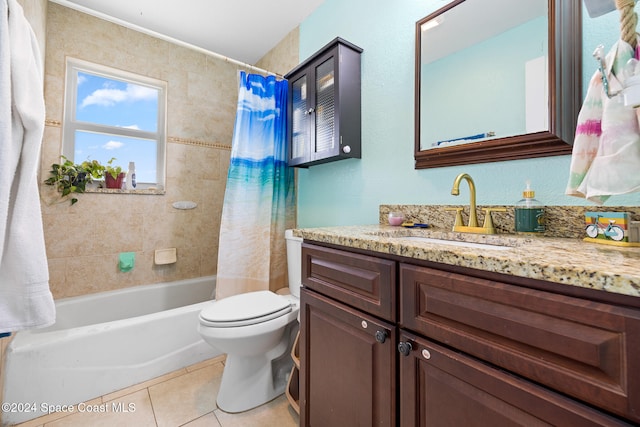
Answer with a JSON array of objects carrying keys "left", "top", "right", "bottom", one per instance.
[{"left": 292, "top": 225, "right": 640, "bottom": 298}]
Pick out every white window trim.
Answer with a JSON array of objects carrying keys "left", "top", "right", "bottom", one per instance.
[{"left": 62, "top": 57, "right": 167, "bottom": 191}]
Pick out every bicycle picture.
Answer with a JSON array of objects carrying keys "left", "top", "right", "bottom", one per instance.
[{"left": 585, "top": 214, "right": 625, "bottom": 241}]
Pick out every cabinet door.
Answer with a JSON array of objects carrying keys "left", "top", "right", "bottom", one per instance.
[
  {"left": 311, "top": 52, "right": 337, "bottom": 162},
  {"left": 289, "top": 72, "right": 311, "bottom": 165},
  {"left": 300, "top": 288, "right": 396, "bottom": 427},
  {"left": 398, "top": 331, "right": 633, "bottom": 427},
  {"left": 287, "top": 50, "right": 337, "bottom": 167}
]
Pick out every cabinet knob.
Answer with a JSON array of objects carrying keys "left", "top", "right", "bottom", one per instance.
[
  {"left": 342, "top": 145, "right": 351, "bottom": 154},
  {"left": 375, "top": 330, "right": 388, "bottom": 344},
  {"left": 397, "top": 341, "right": 413, "bottom": 356}
]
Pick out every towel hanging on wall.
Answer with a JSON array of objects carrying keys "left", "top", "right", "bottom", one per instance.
[
  {"left": 0, "top": 0, "right": 55, "bottom": 332},
  {"left": 567, "top": 0, "right": 640, "bottom": 203},
  {"left": 566, "top": 36, "right": 640, "bottom": 203}
]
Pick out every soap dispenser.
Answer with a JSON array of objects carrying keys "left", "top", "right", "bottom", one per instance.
[{"left": 515, "top": 180, "right": 544, "bottom": 233}]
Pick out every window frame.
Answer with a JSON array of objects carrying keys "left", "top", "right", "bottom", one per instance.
[{"left": 62, "top": 57, "right": 167, "bottom": 190}]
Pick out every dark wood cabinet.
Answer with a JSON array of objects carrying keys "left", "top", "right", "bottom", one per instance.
[
  {"left": 300, "top": 288, "right": 396, "bottom": 426},
  {"left": 284, "top": 38, "right": 362, "bottom": 167},
  {"left": 300, "top": 242, "right": 396, "bottom": 321},
  {"left": 399, "top": 331, "right": 630, "bottom": 426},
  {"left": 400, "top": 263, "right": 640, "bottom": 423},
  {"left": 399, "top": 263, "right": 640, "bottom": 427},
  {"left": 299, "top": 242, "right": 638, "bottom": 426},
  {"left": 299, "top": 242, "right": 396, "bottom": 426}
]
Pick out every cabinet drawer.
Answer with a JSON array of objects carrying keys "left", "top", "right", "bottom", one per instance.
[
  {"left": 399, "top": 331, "right": 633, "bottom": 426},
  {"left": 400, "top": 263, "right": 640, "bottom": 422},
  {"left": 302, "top": 243, "right": 396, "bottom": 321}
]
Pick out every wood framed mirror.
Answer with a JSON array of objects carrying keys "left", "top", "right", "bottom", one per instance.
[{"left": 414, "top": 0, "right": 581, "bottom": 169}]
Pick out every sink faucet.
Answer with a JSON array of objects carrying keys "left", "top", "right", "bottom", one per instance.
[
  {"left": 450, "top": 173, "right": 504, "bottom": 234},
  {"left": 451, "top": 173, "right": 479, "bottom": 227}
]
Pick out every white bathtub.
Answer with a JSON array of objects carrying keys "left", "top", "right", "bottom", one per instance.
[{"left": 2, "top": 276, "right": 221, "bottom": 425}]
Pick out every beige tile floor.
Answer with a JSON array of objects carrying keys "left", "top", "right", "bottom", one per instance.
[{"left": 12, "top": 355, "right": 299, "bottom": 427}]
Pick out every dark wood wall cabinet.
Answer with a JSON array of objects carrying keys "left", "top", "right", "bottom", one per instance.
[
  {"left": 299, "top": 242, "right": 639, "bottom": 426},
  {"left": 284, "top": 38, "right": 362, "bottom": 167}
]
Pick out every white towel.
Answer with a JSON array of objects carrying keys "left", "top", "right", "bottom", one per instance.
[{"left": 0, "top": 0, "right": 55, "bottom": 332}]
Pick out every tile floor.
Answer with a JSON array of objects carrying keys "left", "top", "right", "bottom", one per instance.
[{"left": 11, "top": 355, "right": 299, "bottom": 427}]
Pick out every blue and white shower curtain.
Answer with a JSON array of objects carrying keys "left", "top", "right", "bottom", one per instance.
[{"left": 216, "top": 71, "right": 294, "bottom": 299}]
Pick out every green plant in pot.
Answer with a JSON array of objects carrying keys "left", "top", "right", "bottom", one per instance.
[
  {"left": 44, "top": 156, "right": 104, "bottom": 205},
  {"left": 104, "top": 157, "right": 125, "bottom": 189}
]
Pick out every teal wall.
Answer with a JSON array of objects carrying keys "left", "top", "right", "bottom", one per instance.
[{"left": 296, "top": 0, "right": 640, "bottom": 228}]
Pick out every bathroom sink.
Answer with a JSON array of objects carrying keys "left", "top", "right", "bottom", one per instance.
[{"left": 390, "top": 236, "right": 512, "bottom": 250}]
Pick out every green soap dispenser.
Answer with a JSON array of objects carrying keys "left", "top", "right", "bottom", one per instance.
[{"left": 515, "top": 180, "right": 545, "bottom": 233}]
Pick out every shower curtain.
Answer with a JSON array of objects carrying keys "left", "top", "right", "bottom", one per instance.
[{"left": 216, "top": 71, "right": 294, "bottom": 300}]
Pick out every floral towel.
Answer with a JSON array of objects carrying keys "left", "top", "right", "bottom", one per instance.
[{"left": 566, "top": 38, "right": 640, "bottom": 204}]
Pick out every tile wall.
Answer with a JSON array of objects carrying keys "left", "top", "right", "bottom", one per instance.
[{"left": 39, "top": 3, "right": 271, "bottom": 299}]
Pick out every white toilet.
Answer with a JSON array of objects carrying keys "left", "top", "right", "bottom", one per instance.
[{"left": 198, "top": 229, "right": 302, "bottom": 413}]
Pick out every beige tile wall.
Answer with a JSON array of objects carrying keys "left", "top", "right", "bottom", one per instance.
[
  {"left": 39, "top": 4, "right": 304, "bottom": 299},
  {"left": 17, "top": 0, "right": 47, "bottom": 64},
  {"left": 255, "top": 27, "right": 300, "bottom": 77},
  {"left": 40, "top": 3, "right": 245, "bottom": 299}
]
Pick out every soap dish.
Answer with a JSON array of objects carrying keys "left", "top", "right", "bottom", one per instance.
[{"left": 154, "top": 248, "right": 177, "bottom": 265}]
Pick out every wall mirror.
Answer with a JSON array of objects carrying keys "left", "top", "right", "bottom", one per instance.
[{"left": 414, "top": 0, "right": 581, "bottom": 169}]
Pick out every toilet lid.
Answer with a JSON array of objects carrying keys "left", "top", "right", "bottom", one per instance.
[{"left": 200, "top": 290, "right": 291, "bottom": 327}]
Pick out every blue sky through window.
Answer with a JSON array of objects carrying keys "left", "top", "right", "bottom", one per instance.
[
  {"left": 75, "top": 131, "right": 157, "bottom": 183},
  {"left": 74, "top": 72, "right": 159, "bottom": 183}
]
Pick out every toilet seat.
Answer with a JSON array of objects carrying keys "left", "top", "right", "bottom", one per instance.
[{"left": 199, "top": 290, "right": 292, "bottom": 328}]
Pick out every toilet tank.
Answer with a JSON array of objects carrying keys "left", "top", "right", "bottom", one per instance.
[{"left": 285, "top": 229, "right": 303, "bottom": 298}]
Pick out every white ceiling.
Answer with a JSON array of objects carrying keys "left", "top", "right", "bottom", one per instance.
[{"left": 50, "top": 0, "right": 326, "bottom": 65}]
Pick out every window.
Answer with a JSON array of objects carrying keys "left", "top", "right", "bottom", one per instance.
[{"left": 62, "top": 58, "right": 167, "bottom": 190}]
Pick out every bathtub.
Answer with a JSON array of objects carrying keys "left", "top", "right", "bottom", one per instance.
[{"left": 2, "top": 276, "right": 222, "bottom": 425}]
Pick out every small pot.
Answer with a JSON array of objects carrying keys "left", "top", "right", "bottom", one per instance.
[{"left": 105, "top": 172, "right": 125, "bottom": 189}]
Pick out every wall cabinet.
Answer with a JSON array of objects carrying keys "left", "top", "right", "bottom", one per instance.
[
  {"left": 284, "top": 38, "right": 362, "bottom": 167},
  {"left": 299, "top": 242, "right": 638, "bottom": 426}
]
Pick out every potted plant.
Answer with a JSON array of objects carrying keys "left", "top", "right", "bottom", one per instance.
[
  {"left": 104, "top": 158, "right": 125, "bottom": 189},
  {"left": 44, "top": 156, "right": 104, "bottom": 205}
]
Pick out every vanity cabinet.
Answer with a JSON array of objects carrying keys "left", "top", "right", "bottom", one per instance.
[
  {"left": 299, "top": 242, "right": 638, "bottom": 426},
  {"left": 299, "top": 243, "right": 396, "bottom": 426},
  {"left": 284, "top": 38, "right": 362, "bottom": 167},
  {"left": 399, "top": 264, "right": 639, "bottom": 426},
  {"left": 398, "top": 331, "right": 630, "bottom": 426},
  {"left": 300, "top": 289, "right": 396, "bottom": 426}
]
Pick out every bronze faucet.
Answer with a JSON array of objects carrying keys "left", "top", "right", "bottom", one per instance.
[
  {"left": 451, "top": 173, "right": 478, "bottom": 228},
  {"left": 450, "top": 173, "right": 504, "bottom": 234}
]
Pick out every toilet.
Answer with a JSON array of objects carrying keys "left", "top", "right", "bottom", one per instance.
[{"left": 197, "top": 229, "right": 302, "bottom": 413}]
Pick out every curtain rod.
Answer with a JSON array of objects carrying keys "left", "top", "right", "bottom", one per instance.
[{"left": 49, "top": 0, "right": 283, "bottom": 78}]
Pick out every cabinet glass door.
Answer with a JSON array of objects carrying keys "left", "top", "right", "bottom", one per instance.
[
  {"left": 314, "top": 57, "right": 335, "bottom": 157},
  {"left": 291, "top": 74, "right": 309, "bottom": 162}
]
